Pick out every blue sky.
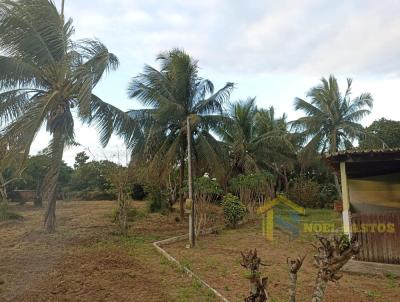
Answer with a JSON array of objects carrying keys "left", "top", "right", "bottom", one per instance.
[{"left": 30, "top": 0, "right": 400, "bottom": 165}]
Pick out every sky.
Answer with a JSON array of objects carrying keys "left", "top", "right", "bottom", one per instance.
[{"left": 29, "top": 0, "right": 400, "bottom": 166}]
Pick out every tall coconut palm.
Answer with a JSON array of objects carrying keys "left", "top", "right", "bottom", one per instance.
[
  {"left": 127, "top": 49, "right": 234, "bottom": 218},
  {"left": 0, "top": 0, "right": 134, "bottom": 232},
  {"left": 218, "top": 98, "right": 294, "bottom": 177},
  {"left": 292, "top": 75, "right": 373, "bottom": 195}
]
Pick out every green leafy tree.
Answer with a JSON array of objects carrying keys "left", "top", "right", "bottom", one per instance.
[
  {"left": 17, "top": 153, "right": 71, "bottom": 191},
  {"left": 69, "top": 160, "right": 117, "bottom": 199},
  {"left": 127, "top": 49, "right": 234, "bottom": 219},
  {"left": 0, "top": 0, "right": 133, "bottom": 231},
  {"left": 292, "top": 75, "right": 373, "bottom": 195},
  {"left": 359, "top": 118, "right": 400, "bottom": 149},
  {"left": 74, "top": 151, "right": 89, "bottom": 168}
]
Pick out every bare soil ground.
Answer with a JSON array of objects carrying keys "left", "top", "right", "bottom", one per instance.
[
  {"left": 165, "top": 216, "right": 400, "bottom": 302},
  {"left": 0, "top": 201, "right": 217, "bottom": 302},
  {"left": 2, "top": 203, "right": 399, "bottom": 302}
]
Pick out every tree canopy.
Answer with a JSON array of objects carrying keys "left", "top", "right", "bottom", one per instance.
[{"left": 359, "top": 118, "right": 400, "bottom": 149}]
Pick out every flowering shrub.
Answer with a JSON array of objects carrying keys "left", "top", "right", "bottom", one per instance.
[{"left": 229, "top": 172, "right": 275, "bottom": 213}]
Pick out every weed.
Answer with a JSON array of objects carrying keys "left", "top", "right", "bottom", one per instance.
[
  {"left": 385, "top": 272, "right": 398, "bottom": 289},
  {"left": 192, "top": 278, "right": 202, "bottom": 290},
  {"left": 365, "top": 290, "right": 381, "bottom": 298}
]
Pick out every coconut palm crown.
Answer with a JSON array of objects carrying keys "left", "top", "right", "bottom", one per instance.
[
  {"left": 217, "top": 97, "right": 294, "bottom": 175},
  {"left": 127, "top": 49, "right": 234, "bottom": 217},
  {"left": 292, "top": 75, "right": 373, "bottom": 156},
  {"left": 292, "top": 75, "right": 373, "bottom": 195},
  {"left": 0, "top": 0, "right": 133, "bottom": 231}
]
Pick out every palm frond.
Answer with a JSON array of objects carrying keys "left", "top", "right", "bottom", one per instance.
[
  {"left": 82, "top": 94, "right": 139, "bottom": 148},
  {"left": 0, "top": 0, "right": 70, "bottom": 65}
]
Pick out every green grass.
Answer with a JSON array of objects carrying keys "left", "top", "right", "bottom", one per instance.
[
  {"left": 364, "top": 290, "right": 381, "bottom": 298},
  {"left": 272, "top": 207, "right": 342, "bottom": 242},
  {"left": 386, "top": 273, "right": 399, "bottom": 289},
  {"left": 0, "top": 202, "right": 23, "bottom": 221}
]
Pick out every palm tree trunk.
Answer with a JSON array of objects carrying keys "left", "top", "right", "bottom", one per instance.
[
  {"left": 329, "top": 141, "right": 342, "bottom": 199},
  {"left": 34, "top": 179, "right": 42, "bottom": 207},
  {"left": 283, "top": 168, "right": 289, "bottom": 193},
  {"left": 42, "top": 130, "right": 65, "bottom": 233},
  {"left": 179, "top": 156, "right": 185, "bottom": 220}
]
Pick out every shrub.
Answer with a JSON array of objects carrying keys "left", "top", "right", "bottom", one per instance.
[
  {"left": 111, "top": 204, "right": 137, "bottom": 223},
  {"left": 222, "top": 193, "right": 247, "bottom": 228},
  {"left": 131, "top": 183, "right": 146, "bottom": 200},
  {"left": 229, "top": 172, "right": 275, "bottom": 213},
  {"left": 190, "top": 175, "right": 223, "bottom": 234},
  {"left": 288, "top": 178, "right": 322, "bottom": 208},
  {"left": 147, "top": 187, "right": 168, "bottom": 213}
]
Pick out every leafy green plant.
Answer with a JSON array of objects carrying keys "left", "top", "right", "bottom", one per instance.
[
  {"left": 222, "top": 193, "right": 246, "bottom": 228},
  {"left": 147, "top": 187, "right": 168, "bottom": 213},
  {"left": 288, "top": 177, "right": 322, "bottom": 208},
  {"left": 193, "top": 176, "right": 223, "bottom": 196},
  {"left": 230, "top": 172, "right": 275, "bottom": 214}
]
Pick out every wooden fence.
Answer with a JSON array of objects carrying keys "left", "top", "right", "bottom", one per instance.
[{"left": 351, "top": 213, "right": 400, "bottom": 264}]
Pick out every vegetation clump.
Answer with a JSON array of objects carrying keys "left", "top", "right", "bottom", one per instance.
[
  {"left": 230, "top": 173, "right": 275, "bottom": 214},
  {"left": 192, "top": 175, "right": 223, "bottom": 234},
  {"left": 222, "top": 193, "right": 246, "bottom": 228},
  {"left": 0, "top": 201, "right": 22, "bottom": 221}
]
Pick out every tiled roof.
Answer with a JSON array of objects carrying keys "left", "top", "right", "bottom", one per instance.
[{"left": 325, "top": 148, "right": 400, "bottom": 160}]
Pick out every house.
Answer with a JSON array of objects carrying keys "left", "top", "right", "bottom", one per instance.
[{"left": 326, "top": 148, "right": 400, "bottom": 265}]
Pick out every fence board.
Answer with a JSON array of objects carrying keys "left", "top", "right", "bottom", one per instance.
[{"left": 351, "top": 212, "right": 400, "bottom": 264}]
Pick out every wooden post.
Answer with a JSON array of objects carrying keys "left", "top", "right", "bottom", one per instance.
[
  {"left": 340, "top": 162, "right": 351, "bottom": 235},
  {"left": 187, "top": 116, "right": 195, "bottom": 247},
  {"left": 266, "top": 209, "right": 274, "bottom": 241}
]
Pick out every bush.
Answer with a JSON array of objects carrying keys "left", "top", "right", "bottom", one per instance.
[
  {"left": 111, "top": 204, "right": 138, "bottom": 223},
  {"left": 222, "top": 194, "right": 247, "bottom": 228},
  {"left": 229, "top": 172, "right": 275, "bottom": 213},
  {"left": 131, "top": 184, "right": 146, "bottom": 200},
  {"left": 67, "top": 189, "right": 116, "bottom": 201},
  {"left": 147, "top": 187, "right": 168, "bottom": 213},
  {"left": 287, "top": 178, "right": 322, "bottom": 208}
]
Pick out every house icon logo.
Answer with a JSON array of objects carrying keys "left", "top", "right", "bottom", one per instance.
[{"left": 257, "top": 195, "right": 305, "bottom": 240}]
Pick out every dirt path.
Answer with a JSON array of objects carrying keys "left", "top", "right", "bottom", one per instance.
[{"left": 0, "top": 201, "right": 217, "bottom": 302}]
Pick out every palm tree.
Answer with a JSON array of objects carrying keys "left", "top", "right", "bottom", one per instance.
[
  {"left": 127, "top": 49, "right": 234, "bottom": 219},
  {"left": 0, "top": 0, "right": 134, "bottom": 232},
  {"left": 217, "top": 98, "right": 294, "bottom": 176},
  {"left": 292, "top": 75, "right": 373, "bottom": 195}
]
